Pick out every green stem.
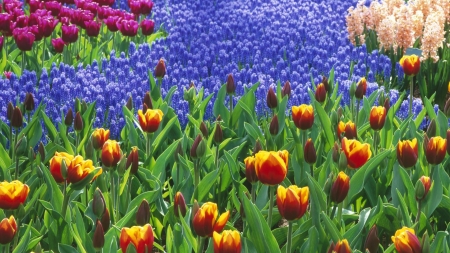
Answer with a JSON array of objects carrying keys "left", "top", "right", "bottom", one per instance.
[
  {"left": 286, "top": 222, "right": 293, "bottom": 253},
  {"left": 229, "top": 94, "right": 233, "bottom": 126},
  {"left": 197, "top": 237, "right": 205, "bottom": 253},
  {"left": 110, "top": 171, "right": 116, "bottom": 223},
  {"left": 146, "top": 133, "right": 152, "bottom": 159},
  {"left": 75, "top": 132, "right": 79, "bottom": 156},
  {"left": 9, "top": 124, "right": 12, "bottom": 158},
  {"left": 268, "top": 186, "right": 275, "bottom": 228},
  {"left": 21, "top": 51, "right": 25, "bottom": 76},
  {"left": 127, "top": 175, "right": 132, "bottom": 208},
  {"left": 416, "top": 200, "right": 421, "bottom": 224},
  {"left": 4, "top": 243, "right": 10, "bottom": 253},
  {"left": 251, "top": 183, "right": 256, "bottom": 204},
  {"left": 14, "top": 152, "right": 19, "bottom": 181},
  {"left": 374, "top": 131, "right": 378, "bottom": 156},
  {"left": 116, "top": 175, "right": 122, "bottom": 220},
  {"left": 337, "top": 202, "right": 343, "bottom": 222},
  {"left": 12, "top": 130, "right": 17, "bottom": 175},
  {"left": 27, "top": 112, "right": 30, "bottom": 125},
  {"left": 41, "top": 38, "right": 46, "bottom": 70},
  {"left": 356, "top": 99, "right": 360, "bottom": 126},
  {"left": 61, "top": 181, "right": 69, "bottom": 218},
  {"left": 310, "top": 164, "right": 314, "bottom": 178},
  {"left": 409, "top": 77, "right": 413, "bottom": 118},
  {"left": 194, "top": 159, "right": 200, "bottom": 200}
]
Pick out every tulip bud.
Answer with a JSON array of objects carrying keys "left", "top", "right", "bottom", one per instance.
[
  {"left": 38, "top": 142, "right": 45, "bottom": 161},
  {"left": 323, "top": 174, "right": 333, "bottom": 196},
  {"left": 415, "top": 176, "right": 431, "bottom": 201},
  {"left": 315, "top": 83, "right": 326, "bottom": 103},
  {"left": 337, "top": 107, "right": 343, "bottom": 120},
  {"left": 384, "top": 97, "right": 390, "bottom": 112},
  {"left": 213, "top": 122, "right": 223, "bottom": 143},
  {"left": 444, "top": 97, "right": 450, "bottom": 118},
  {"left": 364, "top": 225, "right": 379, "bottom": 253},
  {"left": 34, "top": 243, "right": 42, "bottom": 253},
  {"left": 192, "top": 200, "right": 199, "bottom": 222},
  {"left": 330, "top": 110, "right": 338, "bottom": 126},
  {"left": 136, "top": 200, "right": 150, "bottom": 226},
  {"left": 154, "top": 58, "right": 166, "bottom": 78},
  {"left": 226, "top": 73, "right": 235, "bottom": 94},
  {"left": 350, "top": 82, "right": 356, "bottom": 98},
  {"left": 85, "top": 138, "right": 94, "bottom": 160},
  {"left": 183, "top": 85, "right": 196, "bottom": 103},
  {"left": 15, "top": 136, "right": 28, "bottom": 157},
  {"left": 355, "top": 77, "right": 367, "bottom": 100},
  {"left": 101, "top": 208, "right": 110, "bottom": 231},
  {"left": 116, "top": 155, "right": 127, "bottom": 175},
  {"left": 24, "top": 93, "right": 35, "bottom": 111},
  {"left": 200, "top": 122, "right": 208, "bottom": 138},
  {"left": 126, "top": 147, "right": 139, "bottom": 175},
  {"left": 281, "top": 81, "right": 291, "bottom": 98},
  {"left": 93, "top": 220, "right": 105, "bottom": 250},
  {"left": 93, "top": 188, "right": 106, "bottom": 219},
  {"left": 75, "top": 98, "right": 81, "bottom": 113},
  {"left": 266, "top": 87, "right": 277, "bottom": 109},
  {"left": 64, "top": 108, "right": 74, "bottom": 126},
  {"left": 269, "top": 115, "right": 279, "bottom": 136},
  {"left": 327, "top": 241, "right": 336, "bottom": 253},
  {"left": 322, "top": 76, "right": 330, "bottom": 94},
  {"left": 339, "top": 152, "right": 348, "bottom": 170},
  {"left": 426, "top": 119, "right": 436, "bottom": 137},
  {"left": 244, "top": 156, "right": 258, "bottom": 184},
  {"left": 142, "top": 103, "right": 148, "bottom": 114},
  {"left": 126, "top": 96, "right": 133, "bottom": 111},
  {"left": 378, "top": 92, "right": 385, "bottom": 107},
  {"left": 332, "top": 142, "right": 340, "bottom": 163},
  {"left": 174, "top": 142, "right": 184, "bottom": 163},
  {"left": 253, "top": 139, "right": 262, "bottom": 155},
  {"left": 143, "top": 92, "right": 152, "bottom": 109},
  {"left": 422, "top": 231, "right": 430, "bottom": 253},
  {"left": 7, "top": 102, "right": 14, "bottom": 121},
  {"left": 330, "top": 171, "right": 350, "bottom": 204},
  {"left": 174, "top": 192, "right": 187, "bottom": 218},
  {"left": 190, "top": 134, "right": 206, "bottom": 159},
  {"left": 11, "top": 106, "right": 23, "bottom": 128},
  {"left": 74, "top": 112, "right": 83, "bottom": 132},
  {"left": 81, "top": 100, "right": 88, "bottom": 114},
  {"left": 28, "top": 147, "right": 35, "bottom": 162},
  {"left": 304, "top": 138, "right": 316, "bottom": 164}
]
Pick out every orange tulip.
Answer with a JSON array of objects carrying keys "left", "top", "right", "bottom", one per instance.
[
  {"left": 244, "top": 156, "right": 258, "bottom": 184},
  {"left": 254, "top": 150, "right": 289, "bottom": 185},
  {"left": 120, "top": 224, "right": 154, "bottom": 253},
  {"left": 49, "top": 151, "right": 74, "bottom": 183},
  {"left": 369, "top": 106, "right": 386, "bottom": 131},
  {"left": 341, "top": 137, "right": 372, "bottom": 169},
  {"left": 0, "top": 181, "right": 29, "bottom": 210},
  {"left": 292, "top": 104, "right": 314, "bottom": 130},
  {"left": 137, "top": 109, "right": 164, "bottom": 133},
  {"left": 330, "top": 172, "right": 350, "bottom": 204},
  {"left": 425, "top": 136, "right": 447, "bottom": 165},
  {"left": 276, "top": 185, "right": 309, "bottom": 221},
  {"left": 193, "top": 202, "right": 229, "bottom": 237},
  {"left": 0, "top": 216, "right": 17, "bottom": 245},
  {"left": 397, "top": 139, "right": 418, "bottom": 168},
  {"left": 399, "top": 55, "right": 420, "bottom": 76},
  {"left": 337, "top": 121, "right": 357, "bottom": 140},
  {"left": 67, "top": 156, "right": 102, "bottom": 184},
  {"left": 101, "top": 140, "right": 122, "bottom": 168},
  {"left": 334, "top": 239, "right": 352, "bottom": 253},
  {"left": 391, "top": 227, "right": 421, "bottom": 253},
  {"left": 213, "top": 230, "right": 241, "bottom": 253},
  {"left": 92, "top": 128, "right": 110, "bottom": 150}
]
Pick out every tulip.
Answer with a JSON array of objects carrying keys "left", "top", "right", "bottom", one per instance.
[
  {"left": 190, "top": 134, "right": 206, "bottom": 159},
  {"left": 341, "top": 137, "right": 372, "bottom": 169},
  {"left": 91, "top": 128, "right": 110, "bottom": 150},
  {"left": 330, "top": 171, "right": 350, "bottom": 204},
  {"left": 104, "top": 16, "right": 120, "bottom": 32},
  {"left": 244, "top": 156, "right": 258, "bottom": 184},
  {"left": 282, "top": 80, "right": 291, "bottom": 98},
  {"left": 101, "top": 140, "right": 122, "bottom": 168},
  {"left": 425, "top": 136, "right": 447, "bottom": 165},
  {"left": 140, "top": 0, "right": 154, "bottom": 15},
  {"left": 39, "top": 16, "right": 58, "bottom": 38},
  {"left": 364, "top": 225, "right": 380, "bottom": 253},
  {"left": 226, "top": 73, "right": 236, "bottom": 94},
  {"left": 14, "top": 15, "right": 29, "bottom": 28},
  {"left": 84, "top": 20, "right": 101, "bottom": 37},
  {"left": 292, "top": 104, "right": 314, "bottom": 130},
  {"left": 45, "top": 1, "right": 62, "bottom": 16},
  {"left": 369, "top": 106, "right": 386, "bottom": 131},
  {"left": 304, "top": 138, "right": 317, "bottom": 164},
  {"left": 154, "top": 58, "right": 166, "bottom": 78},
  {"left": 93, "top": 188, "right": 106, "bottom": 218},
  {"left": 213, "top": 122, "right": 223, "bottom": 143},
  {"left": 10, "top": 106, "right": 23, "bottom": 128},
  {"left": 74, "top": 111, "right": 83, "bottom": 132},
  {"left": 0, "top": 216, "right": 17, "bottom": 245},
  {"left": 64, "top": 108, "right": 74, "bottom": 126},
  {"left": 67, "top": 156, "right": 102, "bottom": 184},
  {"left": 138, "top": 109, "right": 163, "bottom": 133},
  {"left": 254, "top": 150, "right": 288, "bottom": 185},
  {"left": 397, "top": 139, "right": 418, "bottom": 168},
  {"left": 120, "top": 224, "right": 154, "bottom": 253},
  {"left": 61, "top": 25, "right": 79, "bottom": 44},
  {"left": 415, "top": 176, "right": 431, "bottom": 201},
  {"left": 200, "top": 121, "right": 209, "bottom": 138},
  {"left": 136, "top": 200, "right": 150, "bottom": 226},
  {"left": 126, "top": 147, "right": 139, "bottom": 175},
  {"left": 315, "top": 83, "right": 326, "bottom": 103},
  {"left": 266, "top": 87, "right": 277, "bottom": 109},
  {"left": 140, "top": 19, "right": 155, "bottom": 36},
  {"left": 355, "top": 77, "right": 367, "bottom": 100},
  {"left": 399, "top": 55, "right": 420, "bottom": 76},
  {"left": 391, "top": 227, "right": 421, "bottom": 253},
  {"left": 174, "top": 192, "right": 187, "bottom": 218},
  {"left": 193, "top": 202, "right": 229, "bottom": 237},
  {"left": 333, "top": 239, "right": 352, "bottom": 253},
  {"left": 101, "top": 208, "right": 110, "bottom": 231},
  {"left": 269, "top": 115, "right": 279, "bottom": 136},
  {"left": 276, "top": 185, "right": 309, "bottom": 221},
  {"left": 337, "top": 121, "right": 357, "bottom": 140},
  {"left": 24, "top": 93, "right": 35, "bottom": 111},
  {"left": 0, "top": 180, "right": 29, "bottom": 209},
  {"left": 129, "top": 0, "right": 142, "bottom": 15},
  {"left": 213, "top": 230, "right": 241, "bottom": 253},
  {"left": 117, "top": 19, "right": 139, "bottom": 37},
  {"left": 0, "top": 13, "right": 12, "bottom": 35},
  {"left": 13, "top": 27, "right": 35, "bottom": 51},
  {"left": 49, "top": 151, "right": 74, "bottom": 183}
]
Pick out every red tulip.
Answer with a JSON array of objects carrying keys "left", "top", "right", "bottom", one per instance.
[
  {"left": 84, "top": 20, "right": 101, "bottom": 37},
  {"left": 13, "top": 27, "right": 35, "bottom": 51},
  {"left": 117, "top": 19, "right": 139, "bottom": 37},
  {"left": 61, "top": 24, "right": 79, "bottom": 44},
  {"left": 51, "top": 38, "right": 65, "bottom": 53},
  {"left": 140, "top": 19, "right": 154, "bottom": 36}
]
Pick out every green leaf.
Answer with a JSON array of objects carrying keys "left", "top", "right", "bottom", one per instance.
[
  {"left": 58, "top": 244, "right": 79, "bottom": 253},
  {"left": 12, "top": 220, "right": 32, "bottom": 253},
  {"left": 213, "top": 84, "right": 230, "bottom": 127},
  {"left": 430, "top": 231, "right": 448, "bottom": 252},
  {"left": 422, "top": 166, "right": 443, "bottom": 217},
  {"left": 41, "top": 111, "right": 59, "bottom": 142},
  {"left": 196, "top": 169, "right": 219, "bottom": 202},
  {"left": 313, "top": 100, "right": 334, "bottom": 152},
  {"left": 320, "top": 212, "right": 342, "bottom": 242},
  {"left": 395, "top": 189, "right": 412, "bottom": 228}
]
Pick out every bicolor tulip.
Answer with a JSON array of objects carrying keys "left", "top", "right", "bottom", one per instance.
[
  {"left": 369, "top": 106, "right": 386, "bottom": 131},
  {"left": 399, "top": 55, "right": 420, "bottom": 76},
  {"left": 138, "top": 109, "right": 164, "bottom": 133},
  {"left": 315, "top": 83, "right": 326, "bottom": 103},
  {"left": 425, "top": 136, "right": 447, "bottom": 165},
  {"left": 244, "top": 156, "right": 258, "bottom": 184},
  {"left": 0, "top": 180, "right": 29, "bottom": 209},
  {"left": 391, "top": 227, "right": 421, "bottom": 253},
  {"left": 101, "top": 140, "right": 122, "bottom": 167},
  {"left": 397, "top": 139, "right": 418, "bottom": 168},
  {"left": 334, "top": 239, "right": 352, "bottom": 253},
  {"left": 126, "top": 147, "right": 139, "bottom": 175},
  {"left": 92, "top": 128, "right": 110, "bottom": 150},
  {"left": 213, "top": 230, "right": 241, "bottom": 253},
  {"left": 49, "top": 151, "right": 74, "bottom": 183},
  {"left": 192, "top": 202, "right": 229, "bottom": 237},
  {"left": 337, "top": 121, "right": 357, "bottom": 140},
  {"left": 341, "top": 137, "right": 372, "bottom": 169},
  {"left": 120, "top": 224, "right": 154, "bottom": 253},
  {"left": 67, "top": 156, "right": 102, "bottom": 184},
  {"left": 415, "top": 176, "right": 431, "bottom": 201},
  {"left": 254, "top": 150, "right": 289, "bottom": 185},
  {"left": 292, "top": 104, "right": 314, "bottom": 130},
  {"left": 330, "top": 171, "right": 350, "bottom": 204},
  {"left": 174, "top": 192, "right": 187, "bottom": 218},
  {"left": 0, "top": 216, "right": 17, "bottom": 245},
  {"left": 276, "top": 185, "right": 309, "bottom": 221},
  {"left": 304, "top": 138, "right": 317, "bottom": 164},
  {"left": 355, "top": 77, "right": 367, "bottom": 99}
]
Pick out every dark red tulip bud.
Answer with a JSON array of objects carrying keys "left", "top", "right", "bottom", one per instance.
[
  {"left": 213, "top": 122, "right": 223, "bottom": 143},
  {"left": 38, "top": 142, "right": 45, "bottom": 161},
  {"left": 126, "top": 147, "right": 139, "bottom": 175},
  {"left": 174, "top": 192, "right": 187, "bottom": 218},
  {"left": 93, "top": 188, "right": 106, "bottom": 219},
  {"left": 11, "top": 106, "right": 23, "bottom": 128},
  {"left": 190, "top": 134, "right": 206, "bottom": 159},
  {"left": 7, "top": 102, "right": 14, "bottom": 121},
  {"left": 142, "top": 103, "right": 148, "bottom": 114},
  {"left": 154, "top": 58, "right": 166, "bottom": 79},
  {"left": 200, "top": 122, "right": 208, "bottom": 138},
  {"left": 126, "top": 96, "right": 133, "bottom": 111},
  {"left": 74, "top": 112, "right": 83, "bottom": 132},
  {"left": 253, "top": 140, "right": 262, "bottom": 155},
  {"left": 355, "top": 77, "right": 367, "bottom": 100},
  {"left": 327, "top": 241, "right": 336, "bottom": 253},
  {"left": 93, "top": 220, "right": 105, "bottom": 250},
  {"left": 269, "top": 115, "right": 279, "bottom": 136},
  {"left": 332, "top": 142, "right": 340, "bottom": 163},
  {"left": 64, "top": 108, "right": 73, "bottom": 126},
  {"left": 175, "top": 142, "right": 184, "bottom": 163},
  {"left": 282, "top": 81, "right": 291, "bottom": 98},
  {"left": 364, "top": 225, "right": 379, "bottom": 253},
  {"left": 226, "top": 73, "right": 235, "bottom": 94},
  {"left": 266, "top": 87, "right": 278, "bottom": 109},
  {"left": 24, "top": 93, "right": 35, "bottom": 111},
  {"left": 101, "top": 208, "right": 110, "bottom": 231},
  {"left": 304, "top": 138, "right": 317, "bottom": 164},
  {"left": 322, "top": 76, "right": 330, "bottom": 94},
  {"left": 315, "top": 83, "right": 326, "bottom": 103},
  {"left": 136, "top": 199, "right": 150, "bottom": 226},
  {"left": 384, "top": 97, "right": 390, "bottom": 112},
  {"left": 143, "top": 92, "right": 152, "bottom": 109}
]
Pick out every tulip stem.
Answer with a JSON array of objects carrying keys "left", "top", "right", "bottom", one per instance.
[
  {"left": 75, "top": 132, "right": 79, "bottom": 156},
  {"left": 110, "top": 171, "right": 116, "bottom": 223},
  {"left": 330, "top": 203, "right": 337, "bottom": 218},
  {"left": 355, "top": 99, "right": 360, "bottom": 127},
  {"left": 61, "top": 181, "right": 69, "bottom": 219},
  {"left": 251, "top": 183, "right": 256, "bottom": 204},
  {"left": 374, "top": 131, "right": 378, "bottom": 156},
  {"left": 310, "top": 164, "right": 314, "bottom": 178},
  {"left": 268, "top": 186, "right": 275, "bottom": 228},
  {"left": 194, "top": 159, "right": 200, "bottom": 200},
  {"left": 41, "top": 38, "right": 46, "bottom": 71},
  {"left": 127, "top": 175, "right": 132, "bottom": 209},
  {"left": 21, "top": 51, "right": 25, "bottom": 76},
  {"left": 197, "top": 237, "right": 205, "bottom": 253},
  {"left": 146, "top": 133, "right": 152, "bottom": 159},
  {"left": 9, "top": 124, "right": 12, "bottom": 158},
  {"left": 337, "top": 202, "right": 343, "bottom": 223},
  {"left": 15, "top": 154, "right": 19, "bottom": 181},
  {"left": 286, "top": 222, "right": 293, "bottom": 253},
  {"left": 4, "top": 243, "right": 10, "bottom": 253},
  {"left": 409, "top": 77, "right": 413, "bottom": 118},
  {"left": 13, "top": 131, "right": 18, "bottom": 179},
  {"left": 229, "top": 94, "right": 233, "bottom": 127},
  {"left": 416, "top": 200, "right": 421, "bottom": 224}
]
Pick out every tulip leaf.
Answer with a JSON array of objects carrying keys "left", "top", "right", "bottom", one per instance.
[
  {"left": 39, "top": 163, "right": 64, "bottom": 210},
  {"left": 423, "top": 93, "right": 437, "bottom": 120},
  {"left": 0, "top": 140, "right": 10, "bottom": 177},
  {"left": 437, "top": 110, "right": 447, "bottom": 138},
  {"left": 152, "top": 115, "right": 177, "bottom": 152},
  {"left": 213, "top": 84, "right": 230, "bottom": 127},
  {"left": 58, "top": 122, "right": 74, "bottom": 155},
  {"left": 391, "top": 165, "right": 417, "bottom": 216},
  {"left": 173, "top": 223, "right": 191, "bottom": 253},
  {"left": 348, "top": 150, "right": 391, "bottom": 203},
  {"left": 314, "top": 100, "right": 334, "bottom": 152},
  {"left": 12, "top": 220, "right": 32, "bottom": 253},
  {"left": 231, "top": 82, "right": 259, "bottom": 128},
  {"left": 150, "top": 139, "right": 180, "bottom": 183},
  {"left": 58, "top": 244, "right": 79, "bottom": 253},
  {"left": 395, "top": 189, "right": 412, "bottom": 228},
  {"left": 320, "top": 212, "right": 342, "bottom": 242},
  {"left": 196, "top": 169, "right": 219, "bottom": 202},
  {"left": 422, "top": 166, "right": 443, "bottom": 218},
  {"left": 41, "top": 110, "right": 59, "bottom": 142},
  {"left": 430, "top": 231, "right": 448, "bottom": 252},
  {"left": 179, "top": 209, "right": 198, "bottom": 252}
]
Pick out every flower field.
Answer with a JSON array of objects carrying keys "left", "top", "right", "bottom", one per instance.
[{"left": 0, "top": 0, "right": 450, "bottom": 252}]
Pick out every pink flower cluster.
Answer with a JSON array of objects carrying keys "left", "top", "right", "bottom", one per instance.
[
  {"left": 346, "top": 0, "right": 449, "bottom": 61},
  {"left": 0, "top": 0, "right": 155, "bottom": 53}
]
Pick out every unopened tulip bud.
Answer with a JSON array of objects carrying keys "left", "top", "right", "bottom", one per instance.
[
  {"left": 244, "top": 156, "right": 258, "bottom": 184},
  {"left": 213, "top": 122, "right": 223, "bottom": 143},
  {"left": 330, "top": 171, "right": 350, "bottom": 204},
  {"left": 339, "top": 152, "right": 348, "bottom": 170},
  {"left": 154, "top": 58, "right": 166, "bottom": 79},
  {"left": 415, "top": 176, "right": 431, "bottom": 201},
  {"left": 422, "top": 231, "right": 430, "bottom": 253},
  {"left": 11, "top": 106, "right": 23, "bottom": 128},
  {"left": 322, "top": 76, "right": 330, "bottom": 94},
  {"left": 126, "top": 147, "right": 139, "bottom": 175},
  {"left": 364, "top": 225, "right": 379, "bottom": 253},
  {"left": 74, "top": 112, "right": 83, "bottom": 132},
  {"left": 93, "top": 188, "right": 106, "bottom": 219},
  {"left": 190, "top": 134, "right": 206, "bottom": 159},
  {"left": 323, "top": 174, "right": 333, "bottom": 196},
  {"left": 65, "top": 108, "right": 73, "bottom": 126},
  {"left": 253, "top": 140, "right": 262, "bottom": 155},
  {"left": 174, "top": 142, "right": 184, "bottom": 163},
  {"left": 384, "top": 97, "right": 390, "bottom": 112},
  {"left": 426, "top": 119, "right": 436, "bottom": 137},
  {"left": 15, "top": 136, "right": 28, "bottom": 157},
  {"left": 269, "top": 115, "right": 279, "bottom": 136},
  {"left": 304, "top": 138, "right": 316, "bottom": 164},
  {"left": 266, "top": 87, "right": 277, "bottom": 109},
  {"left": 136, "top": 200, "right": 150, "bottom": 226},
  {"left": 327, "top": 241, "right": 336, "bottom": 253},
  {"left": 34, "top": 243, "right": 42, "bottom": 253},
  {"left": 337, "top": 107, "right": 343, "bottom": 120},
  {"left": 38, "top": 142, "right": 45, "bottom": 161},
  {"left": 143, "top": 92, "right": 152, "bottom": 109},
  {"left": 174, "top": 192, "right": 187, "bottom": 218},
  {"left": 330, "top": 110, "right": 338, "bottom": 126},
  {"left": 355, "top": 77, "right": 367, "bottom": 100},
  {"left": 183, "top": 86, "right": 196, "bottom": 103},
  {"left": 116, "top": 155, "right": 127, "bottom": 175},
  {"left": 378, "top": 92, "right": 385, "bottom": 107},
  {"left": 445, "top": 98, "right": 450, "bottom": 118},
  {"left": 81, "top": 100, "right": 88, "bottom": 114},
  {"left": 28, "top": 148, "right": 35, "bottom": 162},
  {"left": 315, "top": 83, "right": 326, "bottom": 103},
  {"left": 85, "top": 139, "right": 94, "bottom": 160},
  {"left": 101, "top": 208, "right": 110, "bottom": 231},
  {"left": 7, "top": 102, "right": 14, "bottom": 121},
  {"left": 332, "top": 142, "right": 340, "bottom": 163},
  {"left": 142, "top": 103, "right": 148, "bottom": 114},
  {"left": 126, "top": 96, "right": 133, "bottom": 111},
  {"left": 226, "top": 73, "right": 235, "bottom": 94},
  {"left": 200, "top": 122, "right": 208, "bottom": 138},
  {"left": 281, "top": 81, "right": 291, "bottom": 98},
  {"left": 93, "top": 220, "right": 105, "bottom": 250},
  {"left": 24, "top": 93, "right": 35, "bottom": 111}
]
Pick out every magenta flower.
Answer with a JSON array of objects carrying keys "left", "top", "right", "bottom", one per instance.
[
  {"left": 140, "top": 0, "right": 154, "bottom": 15},
  {"left": 61, "top": 24, "right": 79, "bottom": 44},
  {"left": 116, "top": 19, "right": 138, "bottom": 37},
  {"left": 51, "top": 38, "right": 65, "bottom": 53},
  {"left": 83, "top": 2, "right": 99, "bottom": 16},
  {"left": 104, "top": 16, "right": 120, "bottom": 32},
  {"left": 84, "top": 20, "right": 101, "bottom": 37},
  {"left": 29, "top": 0, "right": 44, "bottom": 13},
  {"left": 0, "top": 36, "right": 3, "bottom": 52},
  {"left": 45, "top": 1, "right": 62, "bottom": 16},
  {"left": 14, "top": 15, "right": 28, "bottom": 28},
  {"left": 29, "top": 25, "right": 43, "bottom": 41},
  {"left": 97, "top": 6, "right": 112, "bottom": 19},
  {"left": 140, "top": 19, "right": 154, "bottom": 36},
  {"left": 129, "top": 1, "right": 141, "bottom": 16},
  {"left": 39, "top": 16, "right": 59, "bottom": 38},
  {"left": 0, "top": 13, "right": 12, "bottom": 33},
  {"left": 13, "top": 27, "right": 35, "bottom": 51}
]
